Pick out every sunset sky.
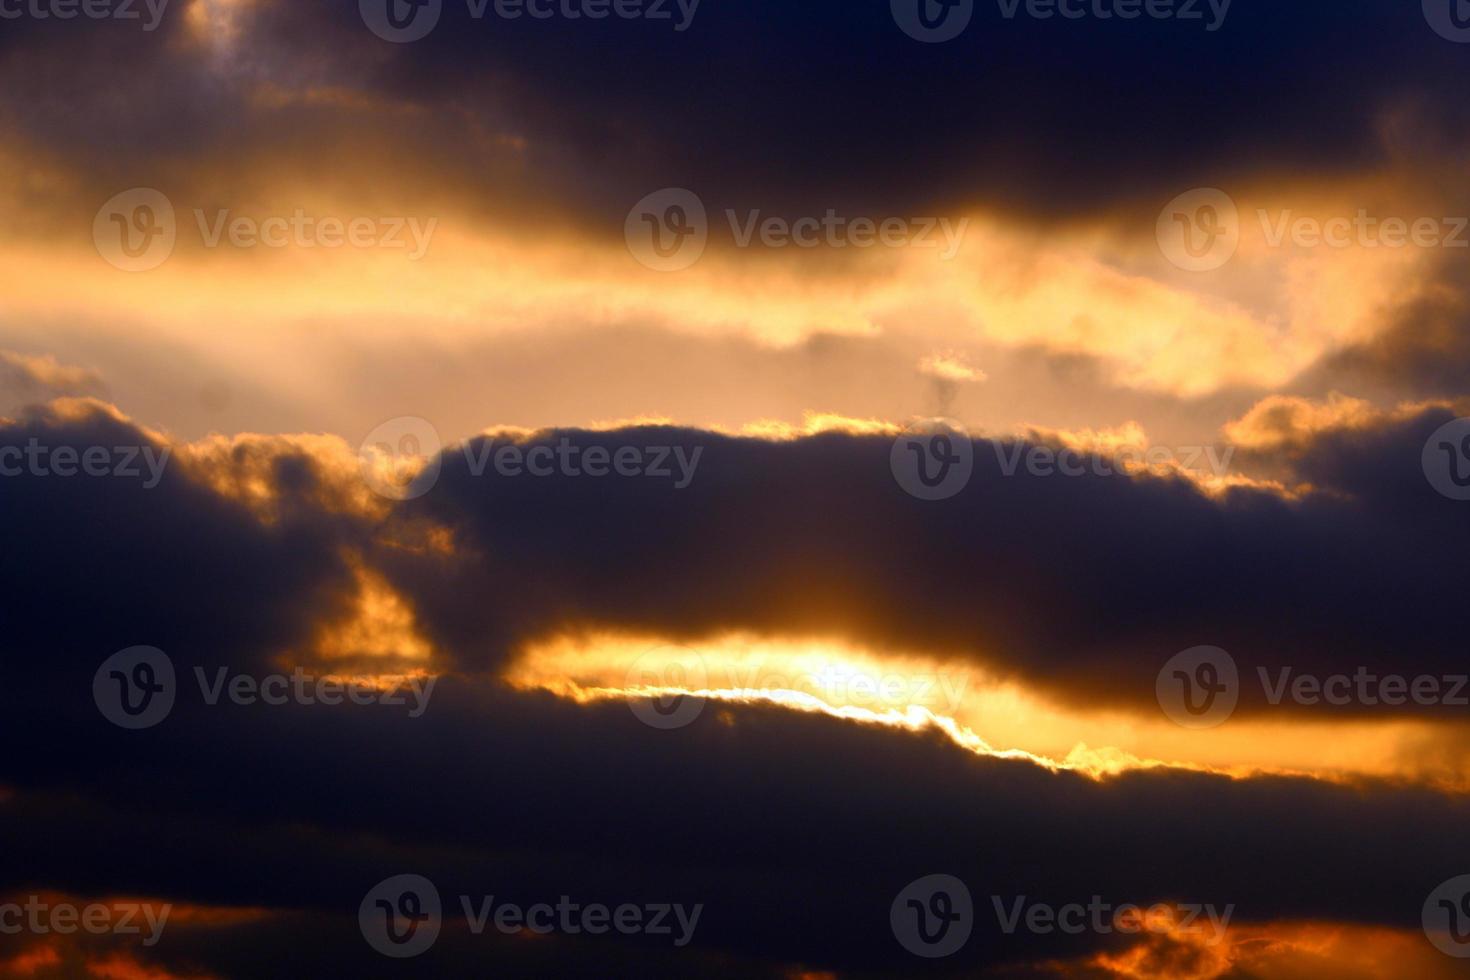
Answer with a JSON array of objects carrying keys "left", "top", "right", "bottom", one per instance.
[{"left": 4, "top": 1, "right": 1470, "bottom": 977}]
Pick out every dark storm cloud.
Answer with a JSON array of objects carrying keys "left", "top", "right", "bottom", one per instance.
[
  {"left": 4, "top": 0, "right": 1469, "bottom": 222},
  {"left": 378, "top": 405, "right": 1470, "bottom": 719},
  {"left": 195, "top": 0, "right": 1470, "bottom": 217},
  {"left": 5, "top": 400, "right": 1470, "bottom": 732},
  {"left": 0, "top": 402, "right": 368, "bottom": 700},
  {"left": 0, "top": 5, "right": 230, "bottom": 161},
  {"left": 4, "top": 408, "right": 1470, "bottom": 976},
  {"left": 6, "top": 676, "right": 1470, "bottom": 977}
]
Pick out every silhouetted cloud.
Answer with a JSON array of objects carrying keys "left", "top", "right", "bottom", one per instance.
[
  {"left": 4, "top": 394, "right": 1470, "bottom": 976},
  {"left": 377, "top": 407, "right": 1470, "bottom": 719}
]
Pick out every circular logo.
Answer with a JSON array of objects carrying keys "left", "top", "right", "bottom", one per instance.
[
  {"left": 360, "top": 0, "right": 442, "bottom": 42},
  {"left": 360, "top": 874, "right": 442, "bottom": 958},
  {"left": 1424, "top": 875, "right": 1470, "bottom": 957},
  {"left": 891, "top": 874, "right": 973, "bottom": 958},
  {"left": 892, "top": 0, "right": 973, "bottom": 42},
  {"left": 93, "top": 646, "right": 176, "bottom": 730},
  {"left": 891, "top": 418, "right": 974, "bottom": 501},
  {"left": 1423, "top": 418, "right": 1470, "bottom": 501},
  {"left": 625, "top": 189, "right": 708, "bottom": 272},
  {"left": 1424, "top": 0, "right": 1470, "bottom": 41},
  {"left": 94, "top": 189, "right": 176, "bottom": 273},
  {"left": 359, "top": 417, "right": 443, "bottom": 502},
  {"left": 1156, "top": 188, "right": 1239, "bottom": 272},
  {"left": 625, "top": 645, "right": 709, "bottom": 730},
  {"left": 1156, "top": 646, "right": 1239, "bottom": 729}
]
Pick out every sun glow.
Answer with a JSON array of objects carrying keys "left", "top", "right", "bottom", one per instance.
[{"left": 507, "top": 632, "right": 1470, "bottom": 790}]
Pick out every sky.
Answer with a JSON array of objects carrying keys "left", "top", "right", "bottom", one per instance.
[{"left": 3, "top": 0, "right": 1470, "bottom": 977}]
